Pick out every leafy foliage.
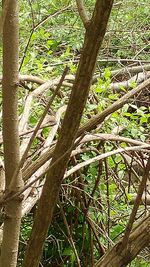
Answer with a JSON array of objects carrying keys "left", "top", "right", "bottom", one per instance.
[{"left": 1, "top": 0, "right": 149, "bottom": 266}]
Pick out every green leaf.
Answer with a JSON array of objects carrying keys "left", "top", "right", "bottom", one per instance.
[
  {"left": 63, "top": 247, "right": 73, "bottom": 256},
  {"left": 104, "top": 68, "right": 111, "bottom": 79},
  {"left": 81, "top": 154, "right": 90, "bottom": 161}
]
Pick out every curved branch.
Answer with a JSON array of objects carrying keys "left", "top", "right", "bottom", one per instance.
[
  {"left": 23, "top": 132, "right": 149, "bottom": 182},
  {"left": 65, "top": 145, "right": 150, "bottom": 179}
]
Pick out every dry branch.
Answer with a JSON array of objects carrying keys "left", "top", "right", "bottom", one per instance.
[
  {"left": 109, "top": 71, "right": 150, "bottom": 91},
  {"left": 19, "top": 80, "right": 147, "bottom": 180},
  {"left": 64, "top": 145, "right": 150, "bottom": 179},
  {"left": 11, "top": 67, "right": 68, "bottom": 189}
]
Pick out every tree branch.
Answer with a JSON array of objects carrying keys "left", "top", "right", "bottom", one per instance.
[
  {"left": 121, "top": 156, "right": 150, "bottom": 248},
  {"left": 76, "top": 0, "right": 90, "bottom": 28},
  {"left": 23, "top": 1, "right": 114, "bottom": 266},
  {"left": 78, "top": 78, "right": 150, "bottom": 135},
  {"left": 94, "top": 215, "right": 150, "bottom": 267}
]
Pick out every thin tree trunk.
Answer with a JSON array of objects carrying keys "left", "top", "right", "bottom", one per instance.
[
  {"left": 0, "top": 1, "right": 23, "bottom": 267},
  {"left": 23, "top": 1, "right": 114, "bottom": 267}
]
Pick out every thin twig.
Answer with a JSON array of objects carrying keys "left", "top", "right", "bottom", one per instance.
[
  {"left": 121, "top": 155, "right": 150, "bottom": 249},
  {"left": 59, "top": 199, "right": 81, "bottom": 267},
  {"left": 19, "top": 6, "right": 71, "bottom": 70},
  {"left": 86, "top": 161, "right": 103, "bottom": 212},
  {"left": 104, "top": 155, "right": 110, "bottom": 247},
  {"left": 0, "top": 133, "right": 86, "bottom": 206}
]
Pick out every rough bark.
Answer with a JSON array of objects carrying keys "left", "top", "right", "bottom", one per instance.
[
  {"left": 94, "top": 215, "right": 150, "bottom": 267},
  {"left": 23, "top": 1, "right": 114, "bottom": 267},
  {"left": 0, "top": 1, "right": 23, "bottom": 267}
]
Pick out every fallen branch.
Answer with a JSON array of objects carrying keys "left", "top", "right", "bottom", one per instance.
[{"left": 109, "top": 71, "right": 150, "bottom": 91}]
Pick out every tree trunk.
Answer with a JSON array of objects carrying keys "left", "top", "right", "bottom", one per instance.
[
  {"left": 23, "top": 1, "right": 114, "bottom": 267},
  {"left": 0, "top": 1, "right": 23, "bottom": 267}
]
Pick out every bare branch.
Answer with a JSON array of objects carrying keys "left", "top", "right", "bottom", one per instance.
[
  {"left": 109, "top": 71, "right": 150, "bottom": 91},
  {"left": 121, "top": 156, "right": 150, "bottom": 248},
  {"left": 78, "top": 78, "right": 150, "bottom": 135},
  {"left": 59, "top": 200, "right": 81, "bottom": 267},
  {"left": 65, "top": 145, "right": 150, "bottom": 179},
  {"left": 76, "top": 0, "right": 90, "bottom": 28}
]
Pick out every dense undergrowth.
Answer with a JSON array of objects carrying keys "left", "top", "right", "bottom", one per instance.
[{"left": 0, "top": 0, "right": 150, "bottom": 266}]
